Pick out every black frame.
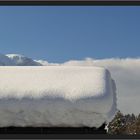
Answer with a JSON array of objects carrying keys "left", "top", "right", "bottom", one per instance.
[
  {"left": 0, "top": 0, "right": 140, "bottom": 139},
  {"left": 0, "top": 0, "right": 140, "bottom": 5}
]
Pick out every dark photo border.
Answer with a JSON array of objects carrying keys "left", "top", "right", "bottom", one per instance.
[
  {"left": 0, "top": 0, "right": 140, "bottom": 5},
  {"left": 0, "top": 0, "right": 140, "bottom": 139}
]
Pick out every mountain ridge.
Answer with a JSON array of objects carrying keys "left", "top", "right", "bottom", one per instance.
[{"left": 0, "top": 53, "right": 43, "bottom": 66}]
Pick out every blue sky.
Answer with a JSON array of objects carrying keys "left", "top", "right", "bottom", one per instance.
[{"left": 0, "top": 6, "right": 140, "bottom": 63}]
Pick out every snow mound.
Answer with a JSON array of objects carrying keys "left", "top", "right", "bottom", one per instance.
[
  {"left": 0, "top": 54, "right": 15, "bottom": 66},
  {"left": 6, "top": 54, "right": 42, "bottom": 66},
  {"left": 0, "top": 66, "right": 117, "bottom": 127}
]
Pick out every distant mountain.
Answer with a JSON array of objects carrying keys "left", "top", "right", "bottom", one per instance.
[
  {"left": 6, "top": 54, "right": 42, "bottom": 66},
  {"left": 0, "top": 53, "right": 43, "bottom": 66},
  {"left": 0, "top": 53, "right": 54, "bottom": 66},
  {"left": 0, "top": 53, "right": 15, "bottom": 66}
]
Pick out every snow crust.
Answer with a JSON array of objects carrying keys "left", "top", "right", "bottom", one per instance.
[{"left": 0, "top": 66, "right": 116, "bottom": 127}]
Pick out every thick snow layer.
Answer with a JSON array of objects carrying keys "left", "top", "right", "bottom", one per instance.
[{"left": 0, "top": 66, "right": 116, "bottom": 127}]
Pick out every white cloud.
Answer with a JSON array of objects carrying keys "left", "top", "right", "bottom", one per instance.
[
  {"left": 62, "top": 58, "right": 140, "bottom": 115},
  {"left": 35, "top": 59, "right": 60, "bottom": 66}
]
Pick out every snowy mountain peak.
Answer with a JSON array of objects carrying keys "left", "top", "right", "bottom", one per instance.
[
  {"left": 6, "top": 54, "right": 25, "bottom": 58},
  {"left": 6, "top": 54, "right": 42, "bottom": 66},
  {"left": 0, "top": 53, "right": 15, "bottom": 66}
]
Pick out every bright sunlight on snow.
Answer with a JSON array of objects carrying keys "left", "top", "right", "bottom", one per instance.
[{"left": 0, "top": 66, "right": 116, "bottom": 127}]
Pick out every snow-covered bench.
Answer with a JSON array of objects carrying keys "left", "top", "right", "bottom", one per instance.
[{"left": 0, "top": 66, "right": 117, "bottom": 128}]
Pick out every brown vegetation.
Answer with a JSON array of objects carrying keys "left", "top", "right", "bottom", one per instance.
[{"left": 108, "top": 111, "right": 140, "bottom": 135}]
